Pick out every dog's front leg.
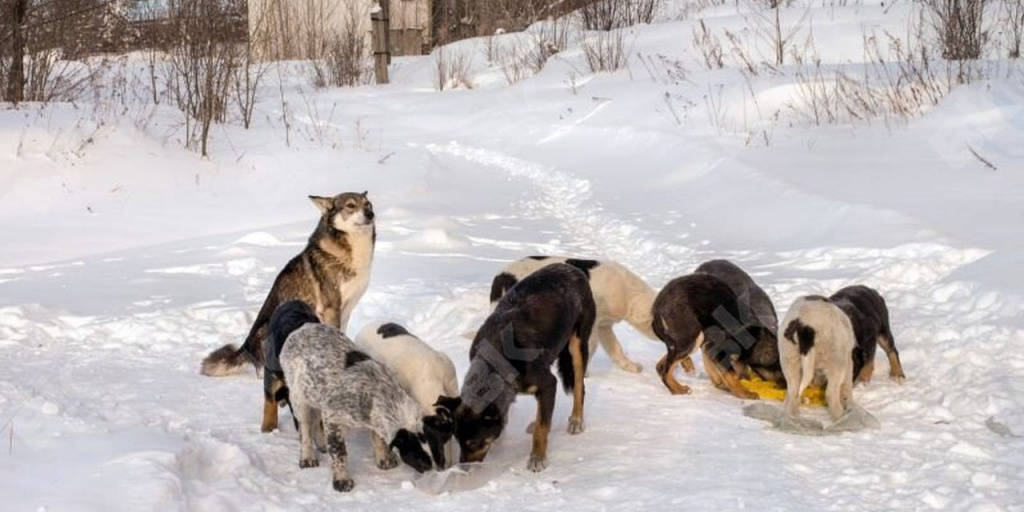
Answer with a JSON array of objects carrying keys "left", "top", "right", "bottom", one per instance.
[
  {"left": 324, "top": 417, "right": 354, "bottom": 492},
  {"left": 295, "top": 403, "right": 319, "bottom": 468},
  {"left": 528, "top": 374, "right": 557, "bottom": 472},
  {"left": 312, "top": 414, "right": 327, "bottom": 453},
  {"left": 371, "top": 432, "right": 399, "bottom": 470}
]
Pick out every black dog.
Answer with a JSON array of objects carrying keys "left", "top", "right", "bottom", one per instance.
[
  {"left": 695, "top": 259, "right": 785, "bottom": 386},
  {"left": 651, "top": 273, "right": 776, "bottom": 399},
  {"left": 830, "top": 285, "right": 906, "bottom": 385},
  {"left": 438, "top": 263, "right": 596, "bottom": 472},
  {"left": 261, "top": 300, "right": 321, "bottom": 432}
]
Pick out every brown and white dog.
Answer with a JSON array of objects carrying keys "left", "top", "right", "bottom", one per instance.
[{"left": 201, "top": 192, "right": 375, "bottom": 379}]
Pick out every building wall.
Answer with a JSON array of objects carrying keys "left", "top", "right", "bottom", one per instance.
[{"left": 248, "top": 0, "right": 431, "bottom": 60}]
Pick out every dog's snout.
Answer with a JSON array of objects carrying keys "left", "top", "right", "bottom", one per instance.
[{"left": 364, "top": 208, "right": 375, "bottom": 221}]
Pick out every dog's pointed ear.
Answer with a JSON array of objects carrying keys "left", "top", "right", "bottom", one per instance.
[
  {"left": 309, "top": 195, "right": 332, "bottom": 214},
  {"left": 434, "top": 395, "right": 462, "bottom": 414},
  {"left": 361, "top": 190, "right": 368, "bottom": 197}
]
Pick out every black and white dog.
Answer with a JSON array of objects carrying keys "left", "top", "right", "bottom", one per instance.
[
  {"left": 829, "top": 285, "right": 906, "bottom": 385},
  {"left": 280, "top": 323, "right": 452, "bottom": 492},
  {"left": 779, "top": 296, "right": 856, "bottom": 420},
  {"left": 440, "top": 263, "right": 596, "bottom": 472}
]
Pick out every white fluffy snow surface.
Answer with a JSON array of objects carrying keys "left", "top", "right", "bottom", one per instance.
[{"left": 2, "top": 0, "right": 1023, "bottom": 510}]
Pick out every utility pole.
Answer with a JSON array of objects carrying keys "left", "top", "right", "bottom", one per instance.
[{"left": 371, "top": 0, "right": 391, "bottom": 84}]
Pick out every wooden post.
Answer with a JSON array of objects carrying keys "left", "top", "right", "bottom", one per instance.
[{"left": 371, "top": 1, "right": 390, "bottom": 84}]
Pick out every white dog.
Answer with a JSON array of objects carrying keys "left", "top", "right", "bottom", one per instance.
[
  {"left": 489, "top": 256, "right": 667, "bottom": 374},
  {"left": 355, "top": 321, "right": 459, "bottom": 467},
  {"left": 778, "top": 296, "right": 856, "bottom": 421}
]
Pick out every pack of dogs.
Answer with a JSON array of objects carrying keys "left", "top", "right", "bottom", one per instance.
[{"left": 201, "top": 191, "right": 908, "bottom": 491}]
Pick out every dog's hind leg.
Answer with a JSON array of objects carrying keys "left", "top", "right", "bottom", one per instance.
[
  {"left": 855, "top": 358, "right": 875, "bottom": 385},
  {"left": 312, "top": 414, "right": 327, "bottom": 453},
  {"left": 596, "top": 325, "right": 643, "bottom": 373},
  {"left": 877, "top": 332, "right": 906, "bottom": 384},
  {"left": 295, "top": 402, "right": 319, "bottom": 468},
  {"left": 703, "top": 350, "right": 758, "bottom": 400},
  {"left": 528, "top": 373, "right": 557, "bottom": 472},
  {"left": 372, "top": 432, "right": 399, "bottom": 470},
  {"left": 261, "top": 390, "right": 279, "bottom": 433},
  {"left": 568, "top": 334, "right": 587, "bottom": 434},
  {"left": 825, "top": 372, "right": 846, "bottom": 421},
  {"left": 324, "top": 417, "right": 354, "bottom": 492},
  {"left": 680, "top": 356, "right": 696, "bottom": 374}
]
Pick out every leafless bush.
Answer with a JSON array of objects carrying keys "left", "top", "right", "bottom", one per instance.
[
  {"left": 693, "top": 19, "right": 724, "bottom": 69},
  {"left": 497, "top": 43, "right": 531, "bottom": 84},
  {"left": 582, "top": 28, "right": 630, "bottom": 72},
  {"left": 724, "top": 29, "right": 760, "bottom": 76},
  {"left": 2, "top": 0, "right": 130, "bottom": 103},
  {"left": 164, "top": 0, "right": 241, "bottom": 157},
  {"left": 925, "top": 0, "right": 990, "bottom": 60},
  {"left": 435, "top": 46, "right": 473, "bottom": 90},
  {"left": 433, "top": 0, "right": 586, "bottom": 45},
  {"left": 744, "top": 0, "right": 809, "bottom": 66},
  {"left": 310, "top": 26, "right": 371, "bottom": 88},
  {"left": 1002, "top": 0, "right": 1024, "bottom": 58},
  {"left": 579, "top": 0, "right": 662, "bottom": 31}
]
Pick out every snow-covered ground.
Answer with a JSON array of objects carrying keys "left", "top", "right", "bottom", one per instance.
[{"left": 2, "top": 1, "right": 1024, "bottom": 510}]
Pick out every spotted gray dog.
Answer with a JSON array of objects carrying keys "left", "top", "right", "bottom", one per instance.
[{"left": 280, "top": 323, "right": 452, "bottom": 492}]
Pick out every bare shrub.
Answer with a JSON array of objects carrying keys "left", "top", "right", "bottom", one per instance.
[
  {"left": 434, "top": 0, "right": 587, "bottom": 45},
  {"left": 743, "top": 0, "right": 809, "bottom": 66},
  {"left": 723, "top": 29, "right": 760, "bottom": 76},
  {"left": 435, "top": 46, "right": 473, "bottom": 90},
  {"left": 693, "top": 19, "right": 724, "bottom": 69},
  {"left": 1002, "top": 0, "right": 1024, "bottom": 58},
  {"left": 310, "top": 25, "right": 371, "bottom": 88},
  {"left": 1, "top": 0, "right": 130, "bottom": 103},
  {"left": 582, "top": 29, "right": 630, "bottom": 72},
  {"left": 579, "top": 0, "right": 662, "bottom": 31},
  {"left": 925, "top": 0, "right": 990, "bottom": 60},
  {"left": 164, "top": 0, "right": 241, "bottom": 157}
]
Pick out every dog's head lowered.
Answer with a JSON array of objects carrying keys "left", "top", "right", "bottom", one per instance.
[
  {"left": 435, "top": 396, "right": 504, "bottom": 464},
  {"left": 390, "top": 407, "right": 455, "bottom": 473},
  {"left": 309, "top": 192, "right": 375, "bottom": 233}
]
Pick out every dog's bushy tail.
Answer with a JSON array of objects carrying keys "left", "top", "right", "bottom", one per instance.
[
  {"left": 200, "top": 344, "right": 253, "bottom": 376},
  {"left": 201, "top": 299, "right": 275, "bottom": 377},
  {"left": 557, "top": 345, "right": 576, "bottom": 394}
]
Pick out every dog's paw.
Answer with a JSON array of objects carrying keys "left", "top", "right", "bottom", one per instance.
[
  {"left": 332, "top": 478, "right": 355, "bottom": 492},
  {"left": 376, "top": 452, "right": 399, "bottom": 470},
  {"left": 567, "top": 417, "right": 585, "bottom": 435},
  {"left": 735, "top": 389, "right": 759, "bottom": 400},
  {"left": 260, "top": 424, "right": 276, "bottom": 434},
  {"left": 668, "top": 384, "right": 692, "bottom": 395},
  {"left": 299, "top": 457, "right": 319, "bottom": 469},
  {"left": 620, "top": 360, "right": 643, "bottom": 373},
  {"left": 890, "top": 373, "right": 906, "bottom": 385},
  {"left": 527, "top": 453, "right": 548, "bottom": 472}
]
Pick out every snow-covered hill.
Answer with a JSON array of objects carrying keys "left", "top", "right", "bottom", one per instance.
[{"left": 1, "top": 1, "right": 1023, "bottom": 510}]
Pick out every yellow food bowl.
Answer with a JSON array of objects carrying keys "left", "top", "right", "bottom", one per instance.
[{"left": 740, "top": 375, "right": 826, "bottom": 406}]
